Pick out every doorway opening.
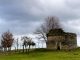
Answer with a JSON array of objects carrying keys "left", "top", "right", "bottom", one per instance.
[{"left": 56, "top": 42, "right": 61, "bottom": 50}]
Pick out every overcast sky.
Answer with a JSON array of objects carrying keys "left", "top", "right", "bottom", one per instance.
[{"left": 0, "top": 0, "right": 80, "bottom": 46}]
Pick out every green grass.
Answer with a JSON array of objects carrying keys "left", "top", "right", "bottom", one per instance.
[{"left": 0, "top": 49, "right": 80, "bottom": 60}]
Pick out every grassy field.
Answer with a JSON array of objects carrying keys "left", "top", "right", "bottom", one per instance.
[{"left": 0, "top": 49, "right": 80, "bottom": 60}]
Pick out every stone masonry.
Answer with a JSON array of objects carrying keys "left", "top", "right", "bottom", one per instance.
[{"left": 46, "top": 29, "right": 77, "bottom": 50}]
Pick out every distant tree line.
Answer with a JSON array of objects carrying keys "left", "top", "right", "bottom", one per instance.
[{"left": 0, "top": 30, "right": 35, "bottom": 54}]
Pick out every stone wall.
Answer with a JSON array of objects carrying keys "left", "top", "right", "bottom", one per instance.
[{"left": 46, "top": 29, "right": 77, "bottom": 50}]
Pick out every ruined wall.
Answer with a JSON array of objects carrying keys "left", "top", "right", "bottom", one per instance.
[
  {"left": 62, "top": 33, "right": 77, "bottom": 49},
  {"left": 46, "top": 29, "right": 77, "bottom": 50}
]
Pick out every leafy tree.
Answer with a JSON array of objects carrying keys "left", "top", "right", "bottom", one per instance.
[
  {"left": 31, "top": 42, "right": 36, "bottom": 49},
  {"left": 1, "top": 30, "right": 14, "bottom": 54}
]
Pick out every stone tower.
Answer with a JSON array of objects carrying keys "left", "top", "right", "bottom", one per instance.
[{"left": 46, "top": 29, "right": 77, "bottom": 50}]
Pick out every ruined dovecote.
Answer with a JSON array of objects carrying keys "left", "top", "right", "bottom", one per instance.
[{"left": 46, "top": 29, "right": 77, "bottom": 50}]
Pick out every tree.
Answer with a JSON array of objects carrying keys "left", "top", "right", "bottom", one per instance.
[
  {"left": 21, "top": 36, "right": 35, "bottom": 53},
  {"left": 1, "top": 30, "right": 14, "bottom": 54},
  {"left": 26, "top": 38, "right": 35, "bottom": 54},
  {"left": 21, "top": 36, "right": 28, "bottom": 53},
  {"left": 34, "top": 16, "right": 63, "bottom": 42},
  {"left": 31, "top": 42, "right": 35, "bottom": 49},
  {"left": 16, "top": 38, "right": 19, "bottom": 51}
]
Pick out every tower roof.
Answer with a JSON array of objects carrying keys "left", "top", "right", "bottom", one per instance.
[
  {"left": 47, "top": 28, "right": 76, "bottom": 37},
  {"left": 47, "top": 29, "right": 64, "bottom": 36}
]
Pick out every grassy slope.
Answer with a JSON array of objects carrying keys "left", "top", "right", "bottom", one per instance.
[{"left": 0, "top": 49, "right": 80, "bottom": 60}]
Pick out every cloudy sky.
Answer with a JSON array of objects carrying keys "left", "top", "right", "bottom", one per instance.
[{"left": 0, "top": 0, "right": 80, "bottom": 46}]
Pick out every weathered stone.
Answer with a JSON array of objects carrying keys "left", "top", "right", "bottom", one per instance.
[{"left": 46, "top": 29, "right": 77, "bottom": 50}]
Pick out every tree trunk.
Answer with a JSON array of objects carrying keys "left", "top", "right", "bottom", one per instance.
[
  {"left": 28, "top": 45, "right": 30, "bottom": 54},
  {"left": 15, "top": 47, "right": 16, "bottom": 53},
  {"left": 10, "top": 47, "right": 11, "bottom": 54},
  {"left": 23, "top": 45, "right": 24, "bottom": 53},
  {"left": 26, "top": 47, "right": 27, "bottom": 52},
  {"left": 4, "top": 47, "right": 7, "bottom": 55}
]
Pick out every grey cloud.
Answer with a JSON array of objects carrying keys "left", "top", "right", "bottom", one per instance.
[
  {"left": 65, "top": 0, "right": 80, "bottom": 9},
  {"left": 0, "top": 0, "right": 80, "bottom": 45},
  {"left": 0, "top": 0, "right": 80, "bottom": 36},
  {"left": 0, "top": 0, "right": 43, "bottom": 23},
  {"left": 0, "top": 0, "right": 80, "bottom": 23},
  {"left": 62, "top": 21, "right": 80, "bottom": 37}
]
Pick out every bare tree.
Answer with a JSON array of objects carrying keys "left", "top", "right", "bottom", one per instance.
[
  {"left": 21, "top": 36, "right": 28, "bottom": 53},
  {"left": 26, "top": 38, "right": 35, "bottom": 54},
  {"left": 34, "top": 16, "right": 63, "bottom": 42},
  {"left": 16, "top": 38, "right": 19, "bottom": 51},
  {"left": 21, "top": 36, "right": 35, "bottom": 53},
  {"left": 1, "top": 30, "right": 14, "bottom": 54}
]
